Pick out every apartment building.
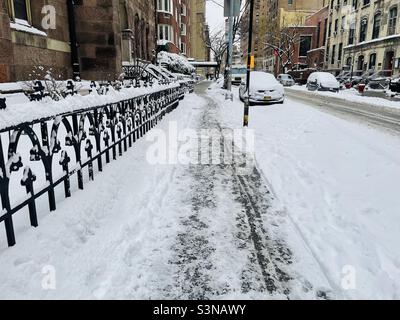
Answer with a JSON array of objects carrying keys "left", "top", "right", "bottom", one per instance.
[
  {"left": 240, "top": 0, "right": 264, "bottom": 68},
  {"left": 157, "top": 0, "right": 191, "bottom": 56},
  {"left": 0, "top": 0, "right": 157, "bottom": 82},
  {"left": 261, "top": 0, "right": 326, "bottom": 74},
  {"left": 326, "top": 0, "right": 400, "bottom": 76},
  {"left": 189, "top": 0, "right": 209, "bottom": 61},
  {"left": 120, "top": 0, "right": 157, "bottom": 65}
]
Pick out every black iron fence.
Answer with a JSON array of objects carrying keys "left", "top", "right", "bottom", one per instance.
[{"left": 0, "top": 84, "right": 189, "bottom": 247}]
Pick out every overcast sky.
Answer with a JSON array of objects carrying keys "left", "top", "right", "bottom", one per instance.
[{"left": 206, "top": 0, "right": 225, "bottom": 35}]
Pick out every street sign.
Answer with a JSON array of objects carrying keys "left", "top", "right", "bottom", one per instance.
[{"left": 224, "top": 0, "right": 241, "bottom": 17}]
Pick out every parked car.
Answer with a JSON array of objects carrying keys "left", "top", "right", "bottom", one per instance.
[
  {"left": 239, "top": 71, "right": 284, "bottom": 105},
  {"left": 231, "top": 65, "right": 247, "bottom": 85},
  {"left": 306, "top": 72, "right": 340, "bottom": 92},
  {"left": 288, "top": 68, "right": 317, "bottom": 85},
  {"left": 277, "top": 74, "right": 295, "bottom": 86},
  {"left": 366, "top": 70, "right": 392, "bottom": 90},
  {"left": 389, "top": 77, "right": 400, "bottom": 94},
  {"left": 336, "top": 70, "right": 351, "bottom": 84}
]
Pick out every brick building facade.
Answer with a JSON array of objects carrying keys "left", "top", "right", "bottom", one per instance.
[
  {"left": 0, "top": 0, "right": 157, "bottom": 83},
  {"left": 156, "top": 0, "right": 191, "bottom": 56}
]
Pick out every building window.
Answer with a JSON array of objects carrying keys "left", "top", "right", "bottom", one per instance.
[
  {"left": 157, "top": 0, "right": 172, "bottom": 14},
  {"left": 338, "top": 43, "right": 343, "bottom": 61},
  {"left": 181, "top": 4, "right": 187, "bottom": 16},
  {"left": 363, "top": 0, "right": 370, "bottom": 6},
  {"left": 372, "top": 13, "right": 381, "bottom": 39},
  {"left": 388, "top": 7, "right": 398, "bottom": 36},
  {"left": 299, "top": 36, "right": 312, "bottom": 57},
  {"left": 158, "top": 24, "right": 172, "bottom": 42},
  {"left": 369, "top": 53, "right": 376, "bottom": 70},
  {"left": 180, "top": 42, "right": 187, "bottom": 54},
  {"left": 352, "top": 0, "right": 358, "bottom": 10},
  {"left": 331, "top": 44, "right": 336, "bottom": 65},
  {"left": 346, "top": 56, "right": 352, "bottom": 68},
  {"left": 180, "top": 23, "right": 186, "bottom": 36},
  {"left": 7, "top": 0, "right": 32, "bottom": 23},
  {"left": 359, "top": 18, "right": 367, "bottom": 42},
  {"left": 348, "top": 21, "right": 355, "bottom": 45}
]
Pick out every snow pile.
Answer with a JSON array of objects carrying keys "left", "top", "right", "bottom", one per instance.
[
  {"left": 0, "top": 82, "right": 180, "bottom": 130},
  {"left": 289, "top": 85, "right": 400, "bottom": 110},
  {"left": 158, "top": 51, "right": 195, "bottom": 75}
]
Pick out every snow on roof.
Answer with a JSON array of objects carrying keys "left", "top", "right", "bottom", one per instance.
[{"left": 344, "top": 34, "right": 400, "bottom": 50}]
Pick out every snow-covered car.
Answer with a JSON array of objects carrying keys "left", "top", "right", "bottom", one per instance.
[
  {"left": 336, "top": 70, "right": 351, "bottom": 84},
  {"left": 389, "top": 77, "right": 400, "bottom": 94},
  {"left": 277, "top": 74, "right": 295, "bottom": 86},
  {"left": 239, "top": 71, "right": 284, "bottom": 105},
  {"left": 306, "top": 72, "right": 340, "bottom": 92},
  {"left": 366, "top": 70, "right": 392, "bottom": 90}
]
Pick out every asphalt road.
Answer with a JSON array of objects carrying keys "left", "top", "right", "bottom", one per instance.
[{"left": 285, "top": 88, "right": 400, "bottom": 135}]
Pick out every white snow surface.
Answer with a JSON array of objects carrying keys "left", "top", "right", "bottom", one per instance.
[
  {"left": 0, "top": 82, "right": 399, "bottom": 299},
  {"left": 208, "top": 83, "right": 400, "bottom": 299},
  {"left": 10, "top": 19, "right": 47, "bottom": 37},
  {"left": 290, "top": 85, "right": 400, "bottom": 110}
]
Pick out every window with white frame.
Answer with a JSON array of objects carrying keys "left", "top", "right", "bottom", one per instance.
[
  {"left": 181, "top": 4, "right": 187, "bottom": 16},
  {"left": 157, "top": 0, "right": 173, "bottom": 14},
  {"left": 180, "top": 23, "right": 186, "bottom": 36},
  {"left": 7, "top": 0, "right": 32, "bottom": 24},
  {"left": 180, "top": 42, "right": 187, "bottom": 54},
  {"left": 158, "top": 24, "right": 173, "bottom": 42}
]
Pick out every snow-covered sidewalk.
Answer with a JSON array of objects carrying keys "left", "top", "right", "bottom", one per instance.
[
  {"left": 0, "top": 85, "right": 306, "bottom": 299},
  {"left": 209, "top": 83, "right": 400, "bottom": 299},
  {"left": 1, "top": 81, "right": 399, "bottom": 300}
]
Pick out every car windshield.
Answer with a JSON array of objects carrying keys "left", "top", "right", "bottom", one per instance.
[
  {"left": 280, "top": 74, "right": 291, "bottom": 79},
  {"left": 232, "top": 68, "right": 247, "bottom": 74}
]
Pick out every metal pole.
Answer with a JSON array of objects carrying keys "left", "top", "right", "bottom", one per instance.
[
  {"left": 66, "top": 0, "right": 80, "bottom": 80},
  {"left": 243, "top": 0, "right": 254, "bottom": 127},
  {"left": 226, "top": 1, "right": 234, "bottom": 98}
]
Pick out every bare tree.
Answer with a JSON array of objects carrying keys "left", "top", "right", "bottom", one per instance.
[{"left": 205, "top": 30, "right": 227, "bottom": 79}]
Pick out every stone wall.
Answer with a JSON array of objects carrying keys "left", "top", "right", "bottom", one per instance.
[
  {"left": 0, "top": 0, "right": 157, "bottom": 82},
  {"left": 0, "top": 0, "right": 13, "bottom": 82}
]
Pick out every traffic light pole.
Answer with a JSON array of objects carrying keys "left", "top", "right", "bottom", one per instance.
[
  {"left": 243, "top": 0, "right": 254, "bottom": 127},
  {"left": 225, "top": 2, "right": 234, "bottom": 100}
]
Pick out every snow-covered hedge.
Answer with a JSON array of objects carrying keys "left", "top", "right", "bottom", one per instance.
[{"left": 158, "top": 51, "right": 195, "bottom": 75}]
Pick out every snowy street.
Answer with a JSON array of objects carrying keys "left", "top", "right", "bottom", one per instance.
[
  {"left": 285, "top": 87, "right": 400, "bottom": 134},
  {"left": 0, "top": 81, "right": 399, "bottom": 299}
]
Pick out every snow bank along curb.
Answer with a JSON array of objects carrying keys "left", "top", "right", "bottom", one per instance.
[
  {"left": 0, "top": 84, "right": 187, "bottom": 247},
  {"left": 286, "top": 86, "right": 400, "bottom": 113}
]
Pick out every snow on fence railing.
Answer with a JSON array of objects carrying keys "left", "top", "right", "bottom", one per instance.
[{"left": 0, "top": 82, "right": 192, "bottom": 247}]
